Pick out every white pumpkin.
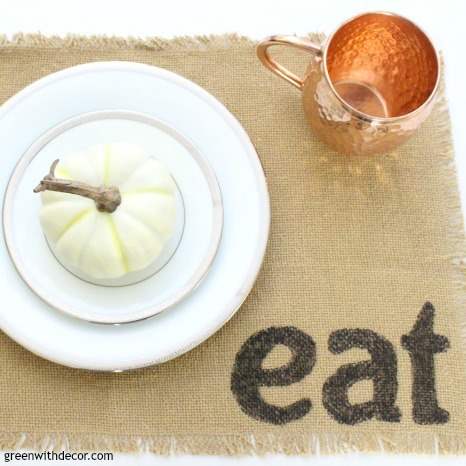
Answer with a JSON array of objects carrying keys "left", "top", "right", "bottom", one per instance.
[{"left": 37, "top": 143, "right": 177, "bottom": 280}]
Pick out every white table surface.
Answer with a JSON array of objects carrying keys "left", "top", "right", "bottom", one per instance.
[{"left": 1, "top": 0, "right": 466, "bottom": 464}]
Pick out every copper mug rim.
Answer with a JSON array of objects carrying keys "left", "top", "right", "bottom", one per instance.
[{"left": 257, "top": 11, "right": 441, "bottom": 124}]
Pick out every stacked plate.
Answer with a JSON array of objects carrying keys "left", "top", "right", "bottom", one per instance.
[{"left": 0, "top": 62, "right": 270, "bottom": 371}]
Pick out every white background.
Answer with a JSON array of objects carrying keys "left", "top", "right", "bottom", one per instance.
[{"left": 1, "top": 0, "right": 466, "bottom": 464}]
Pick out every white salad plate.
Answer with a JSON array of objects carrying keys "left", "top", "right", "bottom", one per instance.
[
  {"left": 0, "top": 61, "right": 270, "bottom": 370},
  {"left": 3, "top": 110, "right": 224, "bottom": 324}
]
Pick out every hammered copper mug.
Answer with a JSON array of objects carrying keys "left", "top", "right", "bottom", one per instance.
[{"left": 257, "top": 12, "right": 440, "bottom": 155}]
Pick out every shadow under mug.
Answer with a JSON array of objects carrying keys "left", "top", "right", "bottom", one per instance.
[{"left": 257, "top": 12, "right": 440, "bottom": 156}]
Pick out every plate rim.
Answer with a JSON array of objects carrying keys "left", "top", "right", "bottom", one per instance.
[
  {"left": 2, "top": 109, "right": 224, "bottom": 324},
  {"left": 0, "top": 61, "right": 270, "bottom": 370}
]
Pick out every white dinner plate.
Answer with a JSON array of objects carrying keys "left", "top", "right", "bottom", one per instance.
[
  {"left": 3, "top": 110, "right": 224, "bottom": 324},
  {"left": 0, "top": 61, "right": 270, "bottom": 370}
]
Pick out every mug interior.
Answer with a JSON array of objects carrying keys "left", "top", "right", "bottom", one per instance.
[{"left": 325, "top": 13, "right": 438, "bottom": 118}]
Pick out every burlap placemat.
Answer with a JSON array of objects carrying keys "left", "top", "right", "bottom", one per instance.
[{"left": 1, "top": 33, "right": 466, "bottom": 455}]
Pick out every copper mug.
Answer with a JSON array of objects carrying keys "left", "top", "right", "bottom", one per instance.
[{"left": 257, "top": 12, "right": 440, "bottom": 155}]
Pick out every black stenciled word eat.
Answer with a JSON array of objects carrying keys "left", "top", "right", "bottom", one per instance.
[{"left": 231, "top": 302, "right": 449, "bottom": 426}]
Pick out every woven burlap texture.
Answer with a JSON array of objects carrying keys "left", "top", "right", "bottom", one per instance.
[{"left": 0, "top": 33, "right": 466, "bottom": 455}]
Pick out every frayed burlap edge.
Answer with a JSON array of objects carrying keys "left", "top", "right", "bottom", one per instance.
[
  {"left": 0, "top": 32, "right": 257, "bottom": 51},
  {"left": 0, "top": 31, "right": 326, "bottom": 52},
  {"left": 434, "top": 74, "right": 466, "bottom": 382},
  {"left": 0, "top": 431, "right": 466, "bottom": 455},
  {"left": 0, "top": 34, "right": 464, "bottom": 456}
]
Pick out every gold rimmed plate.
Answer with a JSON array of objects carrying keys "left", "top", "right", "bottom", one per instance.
[{"left": 3, "top": 110, "right": 224, "bottom": 324}]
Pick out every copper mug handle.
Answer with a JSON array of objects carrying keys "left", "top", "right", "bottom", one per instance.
[{"left": 256, "top": 36, "right": 322, "bottom": 90}]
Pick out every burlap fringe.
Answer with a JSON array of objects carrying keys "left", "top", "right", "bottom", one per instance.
[
  {"left": 434, "top": 74, "right": 466, "bottom": 374},
  {"left": 0, "top": 31, "right": 326, "bottom": 52},
  {"left": 0, "top": 34, "right": 463, "bottom": 456},
  {"left": 0, "top": 32, "right": 256, "bottom": 51},
  {"left": 0, "top": 431, "right": 466, "bottom": 455}
]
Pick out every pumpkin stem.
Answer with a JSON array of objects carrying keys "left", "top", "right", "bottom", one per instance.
[{"left": 34, "top": 159, "right": 122, "bottom": 213}]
